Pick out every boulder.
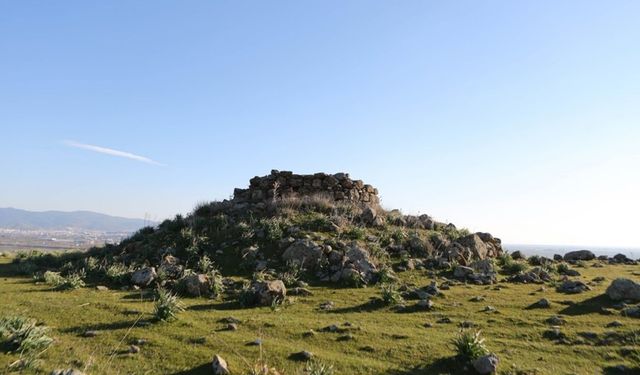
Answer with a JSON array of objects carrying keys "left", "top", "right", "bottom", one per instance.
[
  {"left": 511, "top": 251, "right": 525, "bottom": 260},
  {"left": 456, "top": 234, "right": 489, "bottom": 260},
  {"left": 282, "top": 239, "right": 325, "bottom": 269},
  {"left": 251, "top": 280, "right": 286, "bottom": 306},
  {"left": 212, "top": 354, "right": 230, "bottom": 375},
  {"left": 182, "top": 274, "right": 210, "bottom": 297},
  {"left": 342, "top": 244, "right": 378, "bottom": 283},
  {"left": 453, "top": 266, "right": 474, "bottom": 279},
  {"left": 606, "top": 278, "right": 640, "bottom": 301},
  {"left": 131, "top": 267, "right": 156, "bottom": 287},
  {"left": 557, "top": 280, "right": 591, "bottom": 294},
  {"left": 564, "top": 250, "right": 595, "bottom": 261},
  {"left": 472, "top": 354, "right": 499, "bottom": 374}
]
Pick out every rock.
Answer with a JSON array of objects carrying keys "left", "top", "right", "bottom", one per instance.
[
  {"left": 511, "top": 251, "right": 525, "bottom": 260},
  {"left": 455, "top": 234, "right": 489, "bottom": 261},
  {"left": 51, "top": 370, "right": 86, "bottom": 375},
  {"left": 341, "top": 244, "right": 378, "bottom": 284},
  {"left": 472, "top": 354, "right": 499, "bottom": 374},
  {"left": 557, "top": 280, "right": 591, "bottom": 294},
  {"left": 129, "top": 344, "right": 140, "bottom": 354},
  {"left": 606, "top": 321, "right": 623, "bottom": 328},
  {"left": 606, "top": 278, "right": 640, "bottom": 301},
  {"left": 416, "top": 299, "right": 434, "bottom": 310},
  {"left": 564, "top": 250, "right": 596, "bottom": 261},
  {"left": 319, "top": 301, "right": 335, "bottom": 310},
  {"left": 159, "top": 255, "right": 184, "bottom": 279},
  {"left": 546, "top": 315, "right": 566, "bottom": 325},
  {"left": 533, "top": 298, "right": 551, "bottom": 309},
  {"left": 131, "top": 267, "right": 156, "bottom": 287},
  {"left": 508, "top": 268, "right": 551, "bottom": 284},
  {"left": 453, "top": 266, "right": 474, "bottom": 279},
  {"left": 612, "top": 253, "right": 632, "bottom": 263},
  {"left": 553, "top": 254, "right": 563, "bottom": 261},
  {"left": 251, "top": 280, "right": 286, "bottom": 306},
  {"left": 227, "top": 323, "right": 238, "bottom": 331},
  {"left": 282, "top": 239, "right": 325, "bottom": 269},
  {"left": 622, "top": 305, "right": 640, "bottom": 318},
  {"left": 212, "top": 354, "right": 230, "bottom": 375},
  {"left": 182, "top": 274, "right": 210, "bottom": 297},
  {"left": 289, "top": 287, "right": 313, "bottom": 296},
  {"left": 96, "top": 285, "right": 109, "bottom": 291},
  {"left": 82, "top": 330, "right": 100, "bottom": 337},
  {"left": 297, "top": 350, "right": 314, "bottom": 361},
  {"left": 361, "top": 206, "right": 378, "bottom": 225}
]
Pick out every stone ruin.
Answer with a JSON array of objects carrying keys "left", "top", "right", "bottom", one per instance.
[{"left": 232, "top": 170, "right": 380, "bottom": 205}]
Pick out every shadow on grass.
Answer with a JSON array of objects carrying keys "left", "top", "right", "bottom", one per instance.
[
  {"left": 386, "top": 357, "right": 467, "bottom": 375},
  {"left": 326, "top": 298, "right": 386, "bottom": 314},
  {"left": 602, "top": 365, "right": 640, "bottom": 375},
  {"left": 169, "top": 363, "right": 211, "bottom": 375},
  {"left": 61, "top": 319, "right": 145, "bottom": 334},
  {"left": 187, "top": 301, "right": 241, "bottom": 311},
  {"left": 558, "top": 294, "right": 615, "bottom": 316}
]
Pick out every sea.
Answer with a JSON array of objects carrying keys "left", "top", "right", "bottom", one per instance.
[{"left": 504, "top": 244, "right": 640, "bottom": 260}]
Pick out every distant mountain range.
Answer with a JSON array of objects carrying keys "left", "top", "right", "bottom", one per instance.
[{"left": 0, "top": 207, "right": 155, "bottom": 232}]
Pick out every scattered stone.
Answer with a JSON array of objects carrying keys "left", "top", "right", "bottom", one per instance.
[
  {"left": 470, "top": 296, "right": 485, "bottom": 302},
  {"left": 51, "top": 370, "right": 86, "bottom": 375},
  {"left": 321, "top": 324, "right": 339, "bottom": 333},
  {"left": 319, "top": 301, "right": 335, "bottom": 310},
  {"left": 219, "top": 317, "right": 241, "bottom": 324},
  {"left": 483, "top": 306, "right": 496, "bottom": 313},
  {"left": 212, "top": 354, "right": 230, "bottom": 375},
  {"left": 416, "top": 299, "right": 434, "bottom": 310},
  {"left": 227, "top": 323, "right": 238, "bottom": 331},
  {"left": 557, "top": 280, "right": 591, "bottom": 294},
  {"left": 472, "top": 354, "right": 499, "bottom": 374},
  {"left": 248, "top": 338, "right": 263, "bottom": 346},
  {"left": 546, "top": 315, "right": 566, "bottom": 325},
  {"left": 82, "top": 330, "right": 99, "bottom": 338},
  {"left": 423, "top": 322, "right": 433, "bottom": 328},
  {"left": 359, "top": 345, "right": 376, "bottom": 352},
  {"left": 337, "top": 334, "right": 355, "bottom": 341},
  {"left": 302, "top": 330, "right": 316, "bottom": 338},
  {"left": 95, "top": 285, "right": 109, "bottom": 291},
  {"left": 459, "top": 320, "right": 475, "bottom": 328},
  {"left": 606, "top": 321, "right": 623, "bottom": 328},
  {"left": 531, "top": 298, "right": 551, "bottom": 309},
  {"left": 436, "top": 317, "right": 452, "bottom": 324},
  {"left": 606, "top": 278, "right": 640, "bottom": 301},
  {"left": 128, "top": 345, "right": 140, "bottom": 354},
  {"left": 282, "top": 239, "right": 324, "bottom": 269}
]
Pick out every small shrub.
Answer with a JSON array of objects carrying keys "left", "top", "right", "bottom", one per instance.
[
  {"left": 56, "top": 270, "right": 86, "bottom": 290},
  {"left": 105, "top": 263, "right": 131, "bottom": 284},
  {"left": 376, "top": 264, "right": 397, "bottom": 284},
  {"left": 451, "top": 330, "right": 489, "bottom": 361},
  {"left": 501, "top": 261, "right": 529, "bottom": 275},
  {"left": 556, "top": 262, "right": 570, "bottom": 274},
  {"left": 153, "top": 287, "right": 185, "bottom": 321},
  {"left": 278, "top": 260, "right": 304, "bottom": 287},
  {"left": 42, "top": 271, "right": 64, "bottom": 286},
  {"left": 238, "top": 282, "right": 257, "bottom": 307},
  {"left": 303, "top": 359, "right": 335, "bottom": 375},
  {"left": 207, "top": 269, "right": 225, "bottom": 298},
  {"left": 381, "top": 283, "right": 404, "bottom": 306},
  {"left": 197, "top": 255, "right": 214, "bottom": 273},
  {"left": 0, "top": 315, "right": 53, "bottom": 369},
  {"left": 342, "top": 271, "right": 365, "bottom": 288},
  {"left": 344, "top": 226, "right": 366, "bottom": 241}
]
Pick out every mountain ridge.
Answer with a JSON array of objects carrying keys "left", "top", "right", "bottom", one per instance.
[{"left": 0, "top": 207, "right": 154, "bottom": 232}]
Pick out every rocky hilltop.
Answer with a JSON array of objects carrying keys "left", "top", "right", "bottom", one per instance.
[{"left": 84, "top": 171, "right": 504, "bottom": 295}]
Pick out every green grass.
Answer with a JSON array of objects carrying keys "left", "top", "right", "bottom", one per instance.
[{"left": 0, "top": 256, "right": 639, "bottom": 374}]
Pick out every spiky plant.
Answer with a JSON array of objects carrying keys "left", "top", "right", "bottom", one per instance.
[
  {"left": 0, "top": 315, "right": 53, "bottom": 369},
  {"left": 207, "top": 269, "right": 225, "bottom": 298},
  {"left": 303, "top": 359, "right": 335, "bottom": 375},
  {"left": 451, "top": 330, "right": 489, "bottom": 361},
  {"left": 381, "top": 283, "right": 404, "bottom": 306},
  {"left": 153, "top": 287, "right": 185, "bottom": 321}
]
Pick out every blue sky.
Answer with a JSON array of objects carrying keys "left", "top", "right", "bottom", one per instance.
[{"left": 1, "top": 1, "right": 639, "bottom": 247}]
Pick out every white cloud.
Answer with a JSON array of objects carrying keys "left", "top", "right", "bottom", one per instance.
[{"left": 63, "top": 140, "right": 165, "bottom": 166}]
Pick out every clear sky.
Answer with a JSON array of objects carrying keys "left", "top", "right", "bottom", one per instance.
[{"left": 1, "top": 1, "right": 639, "bottom": 247}]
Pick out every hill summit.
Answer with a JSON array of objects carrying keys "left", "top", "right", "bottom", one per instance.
[{"left": 82, "top": 170, "right": 504, "bottom": 293}]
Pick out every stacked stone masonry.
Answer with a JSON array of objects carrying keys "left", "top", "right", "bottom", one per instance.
[{"left": 233, "top": 170, "right": 380, "bottom": 205}]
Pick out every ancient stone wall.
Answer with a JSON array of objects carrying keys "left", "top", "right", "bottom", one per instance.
[{"left": 233, "top": 170, "right": 379, "bottom": 204}]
